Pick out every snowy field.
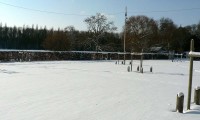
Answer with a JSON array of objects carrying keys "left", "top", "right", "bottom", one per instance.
[{"left": 0, "top": 60, "right": 200, "bottom": 120}]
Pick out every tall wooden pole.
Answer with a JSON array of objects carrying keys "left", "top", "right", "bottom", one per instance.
[
  {"left": 187, "top": 39, "right": 194, "bottom": 110},
  {"left": 123, "top": 6, "right": 127, "bottom": 65}
]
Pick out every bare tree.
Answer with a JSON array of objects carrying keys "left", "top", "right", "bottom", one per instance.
[
  {"left": 64, "top": 26, "right": 76, "bottom": 50},
  {"left": 125, "top": 15, "right": 158, "bottom": 52},
  {"left": 158, "top": 17, "right": 177, "bottom": 50},
  {"left": 84, "top": 13, "right": 117, "bottom": 51}
]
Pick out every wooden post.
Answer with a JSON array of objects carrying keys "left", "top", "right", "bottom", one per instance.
[
  {"left": 194, "top": 86, "right": 200, "bottom": 105},
  {"left": 137, "top": 66, "right": 139, "bottom": 71},
  {"left": 181, "top": 54, "right": 183, "bottom": 62},
  {"left": 123, "top": 7, "right": 127, "bottom": 65},
  {"left": 140, "top": 49, "right": 143, "bottom": 72},
  {"left": 124, "top": 53, "right": 126, "bottom": 65},
  {"left": 187, "top": 39, "right": 194, "bottom": 110},
  {"left": 127, "top": 66, "right": 130, "bottom": 72},
  {"left": 131, "top": 54, "right": 133, "bottom": 71},
  {"left": 118, "top": 53, "right": 119, "bottom": 64},
  {"left": 150, "top": 66, "right": 153, "bottom": 72},
  {"left": 141, "top": 67, "right": 143, "bottom": 73},
  {"left": 176, "top": 92, "right": 184, "bottom": 113}
]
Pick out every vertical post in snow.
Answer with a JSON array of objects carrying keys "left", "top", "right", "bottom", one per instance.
[
  {"left": 194, "top": 86, "right": 200, "bottom": 105},
  {"left": 127, "top": 66, "right": 130, "bottom": 72},
  {"left": 150, "top": 66, "right": 153, "bottom": 72},
  {"left": 141, "top": 67, "right": 143, "bottom": 73},
  {"left": 176, "top": 92, "right": 184, "bottom": 113},
  {"left": 118, "top": 53, "right": 119, "bottom": 64},
  {"left": 123, "top": 6, "right": 127, "bottom": 65},
  {"left": 187, "top": 39, "right": 194, "bottom": 110},
  {"left": 137, "top": 66, "right": 139, "bottom": 71},
  {"left": 123, "top": 53, "right": 126, "bottom": 65},
  {"left": 131, "top": 53, "right": 133, "bottom": 71},
  {"left": 181, "top": 54, "right": 183, "bottom": 62},
  {"left": 140, "top": 49, "right": 143, "bottom": 73}
]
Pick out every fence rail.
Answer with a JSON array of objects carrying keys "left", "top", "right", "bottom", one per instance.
[{"left": 189, "top": 52, "right": 200, "bottom": 58}]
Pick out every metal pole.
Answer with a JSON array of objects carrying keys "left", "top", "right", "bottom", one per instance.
[
  {"left": 187, "top": 39, "right": 194, "bottom": 110},
  {"left": 124, "top": 6, "right": 127, "bottom": 65}
]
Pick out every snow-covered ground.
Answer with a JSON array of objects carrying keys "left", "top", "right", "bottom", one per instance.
[{"left": 0, "top": 60, "right": 199, "bottom": 120}]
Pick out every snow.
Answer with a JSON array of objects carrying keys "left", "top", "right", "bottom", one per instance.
[
  {"left": 177, "top": 92, "right": 184, "bottom": 97},
  {"left": 0, "top": 60, "right": 200, "bottom": 120},
  {"left": 195, "top": 86, "right": 200, "bottom": 90}
]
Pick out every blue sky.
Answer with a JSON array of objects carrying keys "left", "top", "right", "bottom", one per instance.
[{"left": 0, "top": 0, "right": 200, "bottom": 32}]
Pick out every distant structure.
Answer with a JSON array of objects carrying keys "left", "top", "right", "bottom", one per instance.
[{"left": 150, "top": 47, "right": 166, "bottom": 53}]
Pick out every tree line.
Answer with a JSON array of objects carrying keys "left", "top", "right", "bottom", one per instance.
[
  {"left": 0, "top": 24, "right": 47, "bottom": 50},
  {"left": 0, "top": 13, "right": 200, "bottom": 52},
  {"left": 124, "top": 16, "right": 200, "bottom": 52}
]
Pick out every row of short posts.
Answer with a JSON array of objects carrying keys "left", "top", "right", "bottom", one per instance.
[
  {"left": 116, "top": 53, "right": 125, "bottom": 65},
  {"left": 118, "top": 61, "right": 153, "bottom": 73},
  {"left": 129, "top": 51, "right": 153, "bottom": 73},
  {"left": 115, "top": 51, "right": 153, "bottom": 73},
  {"left": 176, "top": 86, "right": 200, "bottom": 113},
  {"left": 129, "top": 51, "right": 144, "bottom": 73},
  {"left": 115, "top": 60, "right": 126, "bottom": 65},
  {"left": 136, "top": 65, "right": 152, "bottom": 73}
]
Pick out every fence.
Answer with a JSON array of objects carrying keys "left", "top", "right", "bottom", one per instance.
[
  {"left": 0, "top": 50, "right": 122, "bottom": 62},
  {"left": 187, "top": 39, "right": 200, "bottom": 110}
]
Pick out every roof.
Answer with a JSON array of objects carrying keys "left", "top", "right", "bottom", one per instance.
[{"left": 150, "top": 47, "right": 163, "bottom": 52}]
